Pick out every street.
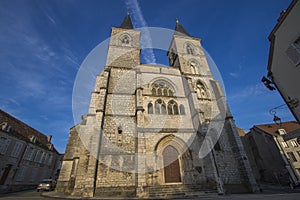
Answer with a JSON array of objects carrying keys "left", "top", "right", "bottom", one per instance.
[
  {"left": 0, "top": 190, "right": 60, "bottom": 200},
  {"left": 1, "top": 190, "right": 300, "bottom": 200}
]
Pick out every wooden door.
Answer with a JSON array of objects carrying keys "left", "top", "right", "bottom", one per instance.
[{"left": 163, "top": 145, "right": 181, "bottom": 183}]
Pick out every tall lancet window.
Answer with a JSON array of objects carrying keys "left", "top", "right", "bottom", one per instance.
[
  {"left": 186, "top": 44, "right": 194, "bottom": 55},
  {"left": 196, "top": 81, "right": 209, "bottom": 99}
]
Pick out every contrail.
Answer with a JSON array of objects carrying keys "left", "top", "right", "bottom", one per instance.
[{"left": 125, "top": 0, "right": 157, "bottom": 64}]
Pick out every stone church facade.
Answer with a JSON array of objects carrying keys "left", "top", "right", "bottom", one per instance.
[{"left": 56, "top": 14, "right": 258, "bottom": 198}]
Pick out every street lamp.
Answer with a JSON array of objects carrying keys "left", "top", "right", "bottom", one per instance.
[{"left": 273, "top": 115, "right": 282, "bottom": 126}]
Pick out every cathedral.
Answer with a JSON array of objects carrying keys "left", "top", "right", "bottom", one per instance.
[{"left": 56, "top": 14, "right": 258, "bottom": 198}]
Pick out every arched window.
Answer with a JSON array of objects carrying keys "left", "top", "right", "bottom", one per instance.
[
  {"left": 163, "top": 88, "right": 168, "bottom": 96},
  {"left": 148, "top": 103, "right": 153, "bottom": 114},
  {"left": 155, "top": 100, "right": 161, "bottom": 114},
  {"left": 174, "top": 104, "right": 179, "bottom": 115},
  {"left": 151, "top": 81, "right": 174, "bottom": 97},
  {"left": 196, "top": 81, "right": 209, "bottom": 99},
  {"left": 167, "top": 100, "right": 179, "bottom": 115},
  {"left": 179, "top": 105, "right": 185, "bottom": 115},
  {"left": 167, "top": 103, "right": 173, "bottom": 115},
  {"left": 189, "top": 60, "right": 198, "bottom": 74},
  {"left": 151, "top": 88, "right": 156, "bottom": 96},
  {"left": 161, "top": 103, "right": 167, "bottom": 115},
  {"left": 157, "top": 88, "right": 162, "bottom": 96},
  {"left": 121, "top": 35, "right": 130, "bottom": 44},
  {"left": 186, "top": 44, "right": 194, "bottom": 55},
  {"left": 155, "top": 99, "right": 166, "bottom": 114}
]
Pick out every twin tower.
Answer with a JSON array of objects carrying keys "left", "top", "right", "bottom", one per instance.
[{"left": 56, "top": 14, "right": 259, "bottom": 198}]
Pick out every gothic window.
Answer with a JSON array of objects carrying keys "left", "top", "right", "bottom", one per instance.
[
  {"left": 161, "top": 103, "right": 167, "bottom": 115},
  {"left": 163, "top": 88, "right": 168, "bottom": 96},
  {"left": 158, "top": 88, "right": 162, "bottom": 96},
  {"left": 155, "top": 99, "right": 166, "bottom": 114},
  {"left": 169, "top": 90, "right": 174, "bottom": 97},
  {"left": 167, "top": 103, "right": 173, "bottom": 115},
  {"left": 168, "top": 100, "right": 179, "bottom": 115},
  {"left": 151, "top": 88, "right": 156, "bottom": 96},
  {"left": 174, "top": 104, "right": 179, "bottom": 115},
  {"left": 189, "top": 60, "right": 199, "bottom": 74},
  {"left": 179, "top": 105, "right": 185, "bottom": 115},
  {"left": 148, "top": 103, "right": 153, "bottom": 114},
  {"left": 186, "top": 44, "right": 194, "bottom": 55},
  {"left": 151, "top": 81, "right": 174, "bottom": 97},
  {"left": 196, "top": 81, "right": 209, "bottom": 99}
]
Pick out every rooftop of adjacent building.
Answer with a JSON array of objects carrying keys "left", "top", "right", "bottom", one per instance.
[
  {"left": 268, "top": 0, "right": 299, "bottom": 40},
  {"left": 252, "top": 121, "right": 300, "bottom": 137},
  {"left": 0, "top": 109, "right": 60, "bottom": 154}
]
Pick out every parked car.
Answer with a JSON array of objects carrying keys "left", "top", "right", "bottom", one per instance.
[{"left": 36, "top": 179, "right": 56, "bottom": 192}]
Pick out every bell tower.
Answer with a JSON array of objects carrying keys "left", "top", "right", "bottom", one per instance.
[
  {"left": 106, "top": 13, "right": 140, "bottom": 68},
  {"left": 168, "top": 19, "right": 212, "bottom": 77}
]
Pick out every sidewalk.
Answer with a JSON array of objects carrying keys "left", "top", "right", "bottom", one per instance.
[{"left": 41, "top": 184, "right": 300, "bottom": 200}]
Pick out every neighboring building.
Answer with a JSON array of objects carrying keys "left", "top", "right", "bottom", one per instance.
[
  {"left": 264, "top": 0, "right": 300, "bottom": 124},
  {"left": 56, "top": 14, "right": 258, "bottom": 198},
  {"left": 0, "top": 110, "right": 62, "bottom": 193},
  {"left": 240, "top": 122, "right": 300, "bottom": 186}
]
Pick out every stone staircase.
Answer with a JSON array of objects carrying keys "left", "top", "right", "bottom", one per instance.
[{"left": 146, "top": 184, "right": 218, "bottom": 198}]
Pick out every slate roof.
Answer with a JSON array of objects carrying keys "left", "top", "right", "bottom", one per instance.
[
  {"left": 254, "top": 121, "right": 300, "bottom": 136},
  {"left": 0, "top": 109, "right": 59, "bottom": 153},
  {"left": 174, "top": 19, "right": 191, "bottom": 36},
  {"left": 120, "top": 13, "right": 133, "bottom": 29}
]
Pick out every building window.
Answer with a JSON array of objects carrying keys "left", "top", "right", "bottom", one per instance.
[
  {"left": 287, "top": 152, "right": 297, "bottom": 162},
  {"left": 29, "top": 167, "right": 38, "bottom": 182},
  {"left": 189, "top": 60, "right": 199, "bottom": 74},
  {"left": 291, "top": 140, "right": 298, "bottom": 147},
  {"left": 151, "top": 82, "right": 174, "bottom": 97},
  {"left": 48, "top": 154, "right": 53, "bottom": 165},
  {"left": 148, "top": 103, "right": 153, "bottom": 114},
  {"left": 179, "top": 104, "right": 185, "bottom": 115},
  {"left": 34, "top": 150, "right": 43, "bottom": 163},
  {"left": 167, "top": 100, "right": 179, "bottom": 115},
  {"left": 286, "top": 36, "right": 300, "bottom": 66},
  {"left": 155, "top": 99, "right": 166, "bottom": 115},
  {"left": 281, "top": 141, "right": 289, "bottom": 148},
  {"left": 196, "top": 81, "right": 209, "bottom": 99},
  {"left": 11, "top": 142, "right": 23, "bottom": 158},
  {"left": 120, "top": 34, "right": 131, "bottom": 45},
  {"left": 23, "top": 146, "right": 35, "bottom": 160},
  {"left": 186, "top": 44, "right": 194, "bottom": 55},
  {"left": 0, "top": 137, "right": 11, "bottom": 155},
  {"left": 151, "top": 88, "right": 156, "bottom": 96},
  {"left": 16, "top": 166, "right": 27, "bottom": 182}
]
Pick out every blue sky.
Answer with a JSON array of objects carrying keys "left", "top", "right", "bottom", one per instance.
[{"left": 0, "top": 0, "right": 295, "bottom": 153}]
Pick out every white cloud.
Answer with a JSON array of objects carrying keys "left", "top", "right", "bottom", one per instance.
[
  {"left": 227, "top": 83, "right": 268, "bottom": 102},
  {"left": 229, "top": 72, "right": 239, "bottom": 78},
  {"left": 125, "top": 0, "right": 156, "bottom": 64}
]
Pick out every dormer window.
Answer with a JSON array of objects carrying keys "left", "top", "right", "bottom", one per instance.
[
  {"left": 29, "top": 135, "right": 37, "bottom": 143},
  {"left": 278, "top": 129, "right": 286, "bottom": 135}
]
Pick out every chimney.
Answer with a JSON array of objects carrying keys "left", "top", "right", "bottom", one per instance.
[{"left": 47, "top": 135, "right": 52, "bottom": 143}]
